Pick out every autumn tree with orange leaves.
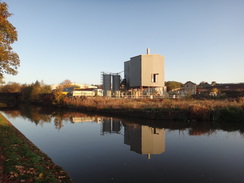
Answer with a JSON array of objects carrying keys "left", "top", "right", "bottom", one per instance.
[{"left": 0, "top": 1, "right": 20, "bottom": 83}]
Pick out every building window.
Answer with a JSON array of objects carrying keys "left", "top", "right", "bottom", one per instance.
[{"left": 152, "top": 73, "right": 159, "bottom": 83}]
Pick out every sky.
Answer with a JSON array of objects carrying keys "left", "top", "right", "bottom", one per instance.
[{"left": 2, "top": 0, "right": 244, "bottom": 85}]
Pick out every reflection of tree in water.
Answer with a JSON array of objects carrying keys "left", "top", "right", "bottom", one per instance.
[
  {"left": 19, "top": 106, "right": 52, "bottom": 125},
  {"left": 189, "top": 128, "right": 216, "bottom": 136},
  {"left": 188, "top": 123, "right": 216, "bottom": 136},
  {"left": 1, "top": 110, "right": 21, "bottom": 118},
  {"left": 51, "top": 112, "right": 73, "bottom": 130},
  {"left": 53, "top": 116, "right": 64, "bottom": 130},
  {"left": 51, "top": 111, "right": 67, "bottom": 130},
  {"left": 2, "top": 106, "right": 244, "bottom": 135},
  {"left": 188, "top": 123, "right": 244, "bottom": 136}
]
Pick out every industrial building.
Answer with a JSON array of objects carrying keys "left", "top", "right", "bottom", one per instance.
[
  {"left": 102, "top": 49, "right": 166, "bottom": 97},
  {"left": 124, "top": 49, "right": 166, "bottom": 96},
  {"left": 102, "top": 73, "right": 121, "bottom": 97}
]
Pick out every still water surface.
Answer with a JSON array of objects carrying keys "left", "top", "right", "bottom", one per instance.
[{"left": 2, "top": 108, "right": 244, "bottom": 183}]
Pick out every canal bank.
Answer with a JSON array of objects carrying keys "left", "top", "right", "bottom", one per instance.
[
  {"left": 0, "top": 113, "right": 73, "bottom": 183},
  {"left": 59, "top": 97, "right": 244, "bottom": 122}
]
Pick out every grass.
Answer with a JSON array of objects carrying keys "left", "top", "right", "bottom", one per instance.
[
  {"left": 61, "top": 97, "right": 244, "bottom": 122},
  {"left": 0, "top": 113, "right": 73, "bottom": 183}
]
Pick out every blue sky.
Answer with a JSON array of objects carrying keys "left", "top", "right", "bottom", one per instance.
[{"left": 3, "top": 0, "right": 244, "bottom": 85}]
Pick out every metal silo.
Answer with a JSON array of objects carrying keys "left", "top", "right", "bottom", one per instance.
[
  {"left": 103, "top": 74, "right": 111, "bottom": 90},
  {"left": 112, "top": 74, "right": 120, "bottom": 92},
  {"left": 103, "top": 73, "right": 111, "bottom": 97},
  {"left": 112, "top": 74, "right": 121, "bottom": 98}
]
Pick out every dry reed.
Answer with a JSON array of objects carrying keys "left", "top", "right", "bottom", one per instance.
[{"left": 60, "top": 97, "right": 244, "bottom": 122}]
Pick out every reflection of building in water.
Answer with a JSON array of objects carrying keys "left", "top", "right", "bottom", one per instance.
[
  {"left": 71, "top": 117, "right": 102, "bottom": 123},
  {"left": 101, "top": 117, "right": 122, "bottom": 135},
  {"left": 124, "top": 124, "right": 165, "bottom": 159}
]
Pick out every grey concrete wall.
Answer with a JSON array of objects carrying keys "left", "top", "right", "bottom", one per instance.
[
  {"left": 141, "top": 54, "right": 164, "bottom": 87},
  {"left": 124, "top": 53, "right": 165, "bottom": 89},
  {"left": 129, "top": 55, "right": 141, "bottom": 88},
  {"left": 124, "top": 61, "right": 130, "bottom": 88}
]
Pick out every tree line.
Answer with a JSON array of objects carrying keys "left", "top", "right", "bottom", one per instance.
[{"left": 0, "top": 80, "right": 80, "bottom": 105}]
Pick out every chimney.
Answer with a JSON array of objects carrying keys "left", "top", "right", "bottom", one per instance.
[{"left": 147, "top": 48, "right": 150, "bottom": 55}]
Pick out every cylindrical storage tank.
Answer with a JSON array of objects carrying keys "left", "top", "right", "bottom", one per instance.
[
  {"left": 112, "top": 75, "right": 120, "bottom": 92},
  {"left": 104, "top": 90, "right": 112, "bottom": 97},
  {"left": 103, "top": 74, "right": 111, "bottom": 91}
]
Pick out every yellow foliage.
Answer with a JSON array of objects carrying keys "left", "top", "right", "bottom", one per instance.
[
  {"left": 39, "top": 173, "right": 44, "bottom": 179},
  {"left": 212, "top": 88, "right": 218, "bottom": 93},
  {"left": 0, "top": 2, "right": 20, "bottom": 81},
  {"left": 52, "top": 89, "right": 66, "bottom": 105}
]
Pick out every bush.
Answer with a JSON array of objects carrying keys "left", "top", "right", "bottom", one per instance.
[{"left": 20, "top": 81, "right": 51, "bottom": 103}]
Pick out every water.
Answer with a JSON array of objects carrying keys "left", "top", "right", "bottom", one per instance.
[{"left": 2, "top": 107, "right": 244, "bottom": 183}]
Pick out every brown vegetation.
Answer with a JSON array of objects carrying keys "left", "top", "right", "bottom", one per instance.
[
  {"left": 60, "top": 97, "right": 244, "bottom": 122},
  {"left": 1, "top": 81, "right": 244, "bottom": 122}
]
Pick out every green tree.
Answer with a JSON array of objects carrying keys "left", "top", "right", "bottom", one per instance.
[
  {"left": 21, "top": 81, "right": 51, "bottom": 102},
  {"left": 29, "top": 81, "right": 42, "bottom": 101},
  {"left": 0, "top": 2, "right": 20, "bottom": 83},
  {"left": 198, "top": 81, "right": 210, "bottom": 88},
  {"left": 165, "top": 81, "right": 183, "bottom": 92}
]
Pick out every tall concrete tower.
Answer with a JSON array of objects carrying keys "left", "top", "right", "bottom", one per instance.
[{"left": 124, "top": 49, "right": 165, "bottom": 89}]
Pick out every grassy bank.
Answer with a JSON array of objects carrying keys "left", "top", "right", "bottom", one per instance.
[
  {"left": 0, "top": 113, "right": 73, "bottom": 183},
  {"left": 62, "top": 97, "right": 244, "bottom": 122}
]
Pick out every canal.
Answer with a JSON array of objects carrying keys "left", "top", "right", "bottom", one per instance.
[{"left": 1, "top": 106, "right": 244, "bottom": 183}]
